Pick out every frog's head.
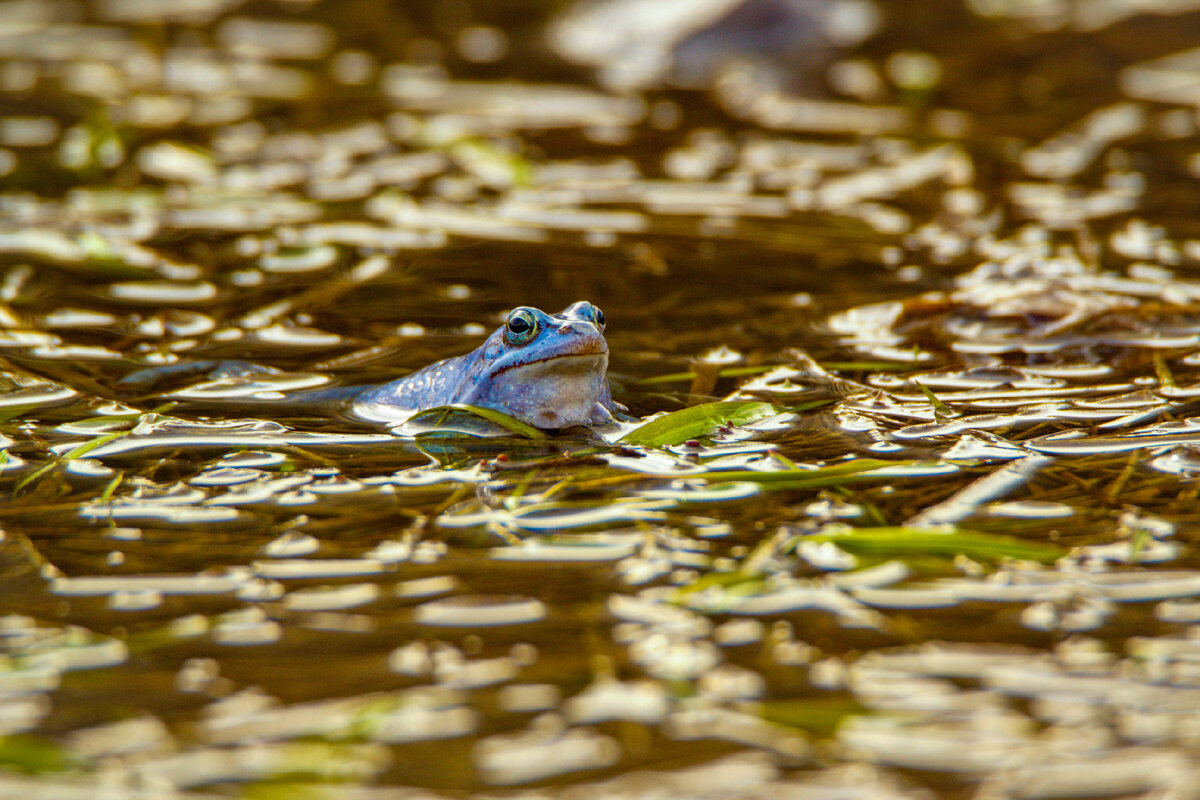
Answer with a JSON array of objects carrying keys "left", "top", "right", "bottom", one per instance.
[{"left": 466, "top": 301, "right": 610, "bottom": 428}]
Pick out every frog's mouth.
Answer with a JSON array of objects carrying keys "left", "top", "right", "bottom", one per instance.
[{"left": 492, "top": 347, "right": 607, "bottom": 376}]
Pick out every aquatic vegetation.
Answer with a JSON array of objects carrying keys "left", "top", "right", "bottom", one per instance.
[
  {"left": 0, "top": 0, "right": 1199, "bottom": 796},
  {"left": 796, "top": 525, "right": 1065, "bottom": 564},
  {"left": 406, "top": 405, "right": 551, "bottom": 440},
  {"left": 617, "top": 400, "right": 783, "bottom": 446}
]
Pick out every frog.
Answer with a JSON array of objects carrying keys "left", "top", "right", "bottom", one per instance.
[
  {"left": 353, "top": 301, "right": 618, "bottom": 429},
  {"left": 120, "top": 301, "right": 619, "bottom": 430}
]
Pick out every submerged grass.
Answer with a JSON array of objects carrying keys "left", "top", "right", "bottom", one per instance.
[
  {"left": 671, "top": 570, "right": 767, "bottom": 599},
  {"left": 618, "top": 401, "right": 782, "bottom": 446},
  {"left": 0, "top": 735, "right": 76, "bottom": 774},
  {"left": 13, "top": 403, "right": 176, "bottom": 495},
  {"left": 409, "top": 404, "right": 550, "bottom": 439},
  {"left": 701, "top": 459, "right": 940, "bottom": 489},
  {"left": 637, "top": 365, "right": 779, "bottom": 384},
  {"left": 795, "top": 525, "right": 1066, "bottom": 564},
  {"left": 13, "top": 430, "right": 129, "bottom": 495},
  {"left": 820, "top": 361, "right": 924, "bottom": 372},
  {"left": 757, "top": 697, "right": 869, "bottom": 736},
  {"left": 1, "top": 1, "right": 1197, "bottom": 794}
]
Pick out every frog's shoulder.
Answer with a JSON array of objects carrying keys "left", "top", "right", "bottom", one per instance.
[{"left": 357, "top": 348, "right": 480, "bottom": 411}]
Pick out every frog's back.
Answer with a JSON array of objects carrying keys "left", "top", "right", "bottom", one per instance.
[{"left": 353, "top": 350, "right": 478, "bottom": 421}]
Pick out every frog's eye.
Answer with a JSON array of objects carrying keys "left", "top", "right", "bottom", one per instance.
[
  {"left": 505, "top": 308, "right": 539, "bottom": 345},
  {"left": 591, "top": 306, "right": 606, "bottom": 329}
]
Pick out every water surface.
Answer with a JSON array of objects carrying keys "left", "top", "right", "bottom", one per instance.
[{"left": 1, "top": 0, "right": 1200, "bottom": 797}]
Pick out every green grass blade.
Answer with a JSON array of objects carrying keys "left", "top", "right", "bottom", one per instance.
[
  {"left": 637, "top": 366, "right": 779, "bottom": 385},
  {"left": 618, "top": 401, "right": 782, "bottom": 446},
  {"left": 801, "top": 525, "right": 1065, "bottom": 564},
  {"left": 58, "top": 430, "right": 134, "bottom": 461},
  {"left": 408, "top": 404, "right": 549, "bottom": 440},
  {"left": 98, "top": 469, "right": 124, "bottom": 503},
  {"left": 757, "top": 698, "right": 868, "bottom": 736},
  {"left": 14, "top": 430, "right": 131, "bottom": 494},
  {"left": 820, "top": 361, "right": 923, "bottom": 372},
  {"left": 701, "top": 459, "right": 940, "bottom": 489},
  {"left": 0, "top": 735, "right": 76, "bottom": 774},
  {"left": 914, "top": 381, "right": 956, "bottom": 418}
]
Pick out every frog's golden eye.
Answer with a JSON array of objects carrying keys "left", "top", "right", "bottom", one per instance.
[
  {"left": 505, "top": 308, "right": 539, "bottom": 345},
  {"left": 591, "top": 306, "right": 605, "bottom": 329}
]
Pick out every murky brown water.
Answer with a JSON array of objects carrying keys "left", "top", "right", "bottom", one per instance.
[{"left": 2, "top": 0, "right": 1200, "bottom": 797}]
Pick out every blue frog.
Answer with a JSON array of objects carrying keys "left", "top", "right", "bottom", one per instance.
[
  {"left": 354, "top": 301, "right": 617, "bottom": 429},
  {"left": 121, "top": 301, "right": 619, "bottom": 430}
]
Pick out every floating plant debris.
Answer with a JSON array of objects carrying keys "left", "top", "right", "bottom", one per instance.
[
  {"left": 617, "top": 401, "right": 783, "bottom": 446},
  {"left": 404, "top": 404, "right": 550, "bottom": 439},
  {"left": 797, "top": 525, "right": 1066, "bottom": 565},
  {"left": 0, "top": 0, "right": 1198, "bottom": 796}
]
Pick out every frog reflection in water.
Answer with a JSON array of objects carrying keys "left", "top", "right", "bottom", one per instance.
[
  {"left": 125, "top": 302, "right": 619, "bottom": 430},
  {"left": 354, "top": 301, "right": 618, "bottom": 429}
]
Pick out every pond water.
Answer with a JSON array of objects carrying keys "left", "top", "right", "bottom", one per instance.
[{"left": 2, "top": 0, "right": 1200, "bottom": 797}]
